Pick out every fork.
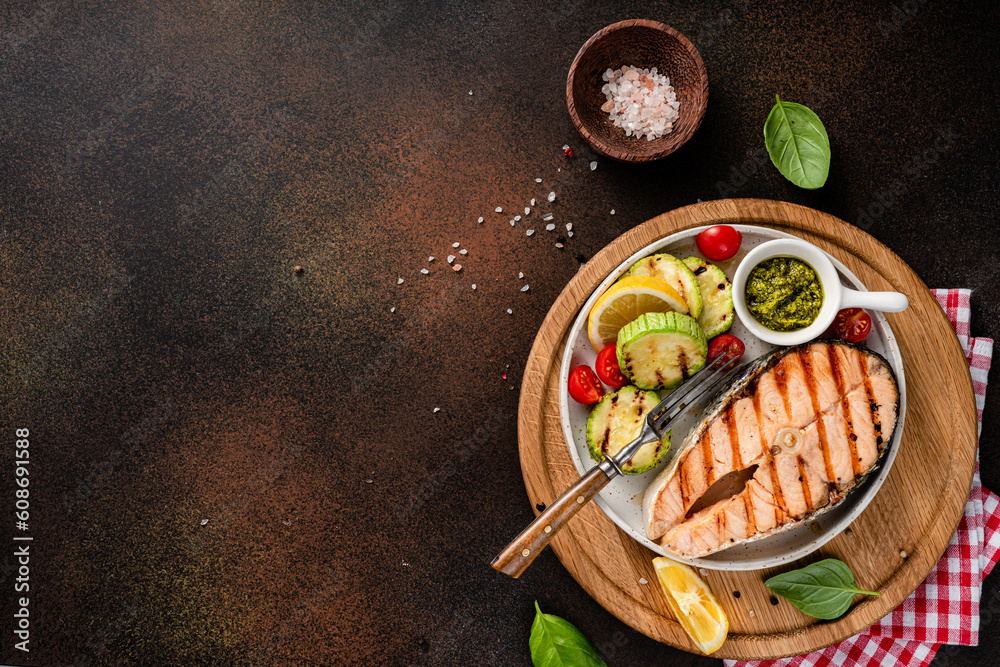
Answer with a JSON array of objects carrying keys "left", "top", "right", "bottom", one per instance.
[{"left": 491, "top": 349, "right": 742, "bottom": 578}]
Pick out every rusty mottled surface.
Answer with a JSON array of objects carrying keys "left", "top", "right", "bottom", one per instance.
[{"left": 0, "top": 1, "right": 998, "bottom": 665}]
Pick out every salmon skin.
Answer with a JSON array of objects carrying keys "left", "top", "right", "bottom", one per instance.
[{"left": 643, "top": 340, "right": 899, "bottom": 559}]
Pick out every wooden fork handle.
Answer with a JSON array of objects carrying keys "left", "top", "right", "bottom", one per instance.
[{"left": 491, "top": 465, "right": 613, "bottom": 578}]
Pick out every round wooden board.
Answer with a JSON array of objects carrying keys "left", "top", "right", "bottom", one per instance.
[{"left": 516, "top": 199, "right": 979, "bottom": 660}]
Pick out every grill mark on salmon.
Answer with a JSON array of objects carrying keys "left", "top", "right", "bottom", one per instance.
[{"left": 644, "top": 340, "right": 900, "bottom": 558}]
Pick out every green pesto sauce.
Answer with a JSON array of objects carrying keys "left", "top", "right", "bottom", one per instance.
[{"left": 745, "top": 257, "right": 823, "bottom": 332}]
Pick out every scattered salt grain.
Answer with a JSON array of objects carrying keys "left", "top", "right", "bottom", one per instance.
[
  {"left": 590, "top": 161, "right": 597, "bottom": 171},
  {"left": 524, "top": 207, "right": 530, "bottom": 215},
  {"left": 545, "top": 223, "right": 555, "bottom": 231},
  {"left": 453, "top": 264, "right": 462, "bottom": 272},
  {"left": 420, "top": 268, "right": 429, "bottom": 274},
  {"left": 699, "top": 568, "right": 709, "bottom": 577},
  {"left": 518, "top": 272, "right": 524, "bottom": 279},
  {"left": 562, "top": 144, "right": 569, "bottom": 151},
  {"left": 472, "top": 284, "right": 477, "bottom": 290},
  {"left": 428, "top": 256, "right": 435, "bottom": 262},
  {"left": 468, "top": 90, "right": 473, "bottom": 95},
  {"left": 600, "top": 65, "right": 680, "bottom": 140},
  {"left": 521, "top": 285, "right": 529, "bottom": 292},
  {"left": 566, "top": 223, "right": 573, "bottom": 231},
  {"left": 433, "top": 407, "right": 440, "bottom": 413},
  {"left": 452, "top": 242, "right": 460, "bottom": 248},
  {"left": 900, "top": 550, "right": 908, "bottom": 559},
  {"left": 507, "top": 308, "right": 512, "bottom": 314},
  {"left": 568, "top": 231, "right": 574, "bottom": 237},
  {"left": 390, "top": 306, "right": 395, "bottom": 312},
  {"left": 201, "top": 519, "right": 209, "bottom": 526},
  {"left": 509, "top": 220, "right": 515, "bottom": 226},
  {"left": 397, "top": 278, "right": 404, "bottom": 284},
  {"left": 477, "top": 216, "right": 484, "bottom": 223},
  {"left": 459, "top": 249, "right": 467, "bottom": 255},
  {"left": 447, "top": 255, "right": 455, "bottom": 263},
  {"left": 514, "top": 215, "right": 521, "bottom": 221},
  {"left": 495, "top": 206, "right": 502, "bottom": 213},
  {"left": 542, "top": 213, "right": 554, "bottom": 222},
  {"left": 555, "top": 243, "right": 564, "bottom": 249},
  {"left": 639, "top": 577, "right": 648, "bottom": 585},
  {"left": 526, "top": 229, "right": 535, "bottom": 236},
  {"left": 610, "top": 209, "right": 616, "bottom": 215},
  {"left": 547, "top": 192, "right": 556, "bottom": 202},
  {"left": 749, "top": 610, "right": 755, "bottom": 618},
  {"left": 535, "top": 178, "right": 542, "bottom": 183}
]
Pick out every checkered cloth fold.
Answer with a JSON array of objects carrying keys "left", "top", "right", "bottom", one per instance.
[{"left": 725, "top": 289, "right": 995, "bottom": 667}]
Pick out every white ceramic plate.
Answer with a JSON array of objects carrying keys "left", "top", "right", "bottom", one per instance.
[{"left": 558, "top": 225, "right": 907, "bottom": 570}]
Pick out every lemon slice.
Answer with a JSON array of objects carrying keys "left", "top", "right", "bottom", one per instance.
[
  {"left": 587, "top": 275, "right": 687, "bottom": 351},
  {"left": 652, "top": 557, "right": 728, "bottom": 655}
]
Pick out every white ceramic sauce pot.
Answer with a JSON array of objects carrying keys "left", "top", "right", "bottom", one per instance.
[{"left": 731, "top": 238, "right": 909, "bottom": 346}]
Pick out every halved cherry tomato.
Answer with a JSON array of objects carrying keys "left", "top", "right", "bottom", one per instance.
[
  {"left": 696, "top": 225, "right": 743, "bottom": 262},
  {"left": 568, "top": 365, "right": 604, "bottom": 405},
  {"left": 595, "top": 344, "right": 629, "bottom": 389},
  {"left": 833, "top": 308, "right": 872, "bottom": 343},
  {"left": 707, "top": 334, "right": 745, "bottom": 362}
]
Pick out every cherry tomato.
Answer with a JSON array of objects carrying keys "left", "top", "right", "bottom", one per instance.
[
  {"left": 707, "top": 334, "right": 745, "bottom": 362},
  {"left": 568, "top": 365, "right": 604, "bottom": 404},
  {"left": 833, "top": 308, "right": 872, "bottom": 343},
  {"left": 696, "top": 225, "right": 743, "bottom": 262},
  {"left": 595, "top": 344, "right": 629, "bottom": 390}
]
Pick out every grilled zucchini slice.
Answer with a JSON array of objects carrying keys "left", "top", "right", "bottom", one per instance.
[
  {"left": 626, "top": 253, "right": 704, "bottom": 320},
  {"left": 586, "top": 385, "right": 671, "bottom": 474},
  {"left": 682, "top": 257, "right": 734, "bottom": 339},
  {"left": 616, "top": 312, "right": 708, "bottom": 390}
]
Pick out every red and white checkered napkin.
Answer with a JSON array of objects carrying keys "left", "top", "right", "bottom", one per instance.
[{"left": 725, "top": 289, "right": 996, "bottom": 667}]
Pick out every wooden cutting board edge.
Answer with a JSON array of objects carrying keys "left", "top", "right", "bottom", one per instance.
[{"left": 513, "top": 199, "right": 978, "bottom": 660}]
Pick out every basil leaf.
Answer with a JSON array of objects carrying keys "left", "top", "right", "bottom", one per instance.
[
  {"left": 765, "top": 558, "right": 880, "bottom": 620},
  {"left": 529, "top": 601, "right": 607, "bottom": 667},
  {"left": 763, "top": 94, "right": 831, "bottom": 189}
]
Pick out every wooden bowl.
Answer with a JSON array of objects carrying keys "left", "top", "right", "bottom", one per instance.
[{"left": 566, "top": 19, "right": 708, "bottom": 162}]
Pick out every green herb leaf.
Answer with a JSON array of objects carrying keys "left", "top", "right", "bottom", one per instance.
[
  {"left": 529, "top": 601, "right": 607, "bottom": 667},
  {"left": 763, "top": 94, "right": 831, "bottom": 189},
  {"left": 765, "top": 558, "right": 881, "bottom": 620}
]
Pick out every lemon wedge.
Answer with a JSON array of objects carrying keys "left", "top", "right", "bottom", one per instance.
[
  {"left": 652, "top": 557, "right": 728, "bottom": 655},
  {"left": 587, "top": 275, "right": 687, "bottom": 351}
]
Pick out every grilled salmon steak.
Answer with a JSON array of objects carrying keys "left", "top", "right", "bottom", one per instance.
[{"left": 643, "top": 341, "right": 899, "bottom": 559}]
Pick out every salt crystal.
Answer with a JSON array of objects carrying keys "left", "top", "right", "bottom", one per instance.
[
  {"left": 433, "top": 407, "right": 440, "bottom": 413},
  {"left": 562, "top": 144, "right": 569, "bottom": 150},
  {"left": 521, "top": 285, "right": 529, "bottom": 292},
  {"left": 518, "top": 272, "right": 524, "bottom": 279},
  {"left": 390, "top": 306, "right": 395, "bottom": 312},
  {"left": 526, "top": 229, "right": 534, "bottom": 236},
  {"left": 452, "top": 242, "right": 460, "bottom": 248},
  {"left": 568, "top": 231, "right": 574, "bottom": 237},
  {"left": 542, "top": 214, "right": 554, "bottom": 221},
  {"left": 477, "top": 217, "right": 484, "bottom": 223},
  {"left": 590, "top": 161, "right": 597, "bottom": 171},
  {"left": 495, "top": 207, "right": 502, "bottom": 213},
  {"left": 507, "top": 309, "right": 512, "bottom": 314},
  {"left": 610, "top": 209, "right": 616, "bottom": 215},
  {"left": 545, "top": 224, "right": 555, "bottom": 231},
  {"left": 509, "top": 220, "right": 515, "bottom": 226},
  {"left": 453, "top": 264, "right": 462, "bottom": 272},
  {"left": 555, "top": 243, "right": 563, "bottom": 249},
  {"left": 749, "top": 610, "right": 755, "bottom": 618},
  {"left": 535, "top": 178, "right": 542, "bottom": 183},
  {"left": 447, "top": 255, "right": 455, "bottom": 263},
  {"left": 547, "top": 192, "right": 556, "bottom": 202},
  {"left": 428, "top": 256, "right": 435, "bottom": 262},
  {"left": 639, "top": 577, "right": 648, "bottom": 585},
  {"left": 471, "top": 284, "right": 477, "bottom": 290},
  {"left": 699, "top": 568, "right": 708, "bottom": 577},
  {"left": 397, "top": 278, "right": 404, "bottom": 284},
  {"left": 420, "top": 268, "right": 429, "bottom": 274},
  {"left": 530, "top": 198, "right": 536, "bottom": 206},
  {"left": 566, "top": 223, "right": 573, "bottom": 231},
  {"left": 459, "top": 249, "right": 467, "bottom": 255},
  {"left": 468, "top": 90, "right": 473, "bottom": 95},
  {"left": 524, "top": 207, "right": 530, "bottom": 215},
  {"left": 514, "top": 215, "right": 521, "bottom": 221}
]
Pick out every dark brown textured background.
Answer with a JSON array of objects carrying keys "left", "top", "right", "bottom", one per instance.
[{"left": 1, "top": 0, "right": 997, "bottom": 665}]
